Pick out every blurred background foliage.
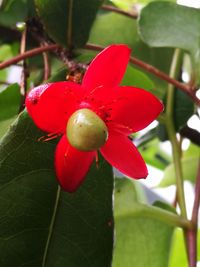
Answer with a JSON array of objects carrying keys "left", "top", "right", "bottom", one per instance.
[{"left": 0, "top": 0, "right": 199, "bottom": 266}]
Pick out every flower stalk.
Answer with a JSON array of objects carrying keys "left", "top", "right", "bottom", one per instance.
[{"left": 165, "top": 49, "right": 187, "bottom": 218}]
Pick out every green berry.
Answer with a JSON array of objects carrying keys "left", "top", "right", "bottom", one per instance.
[{"left": 67, "top": 108, "right": 108, "bottom": 151}]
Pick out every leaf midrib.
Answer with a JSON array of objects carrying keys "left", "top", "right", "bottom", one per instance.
[{"left": 42, "top": 185, "right": 61, "bottom": 267}]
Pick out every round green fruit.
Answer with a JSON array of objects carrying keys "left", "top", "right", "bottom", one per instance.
[{"left": 67, "top": 108, "right": 108, "bottom": 151}]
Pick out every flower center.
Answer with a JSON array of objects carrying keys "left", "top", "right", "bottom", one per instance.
[{"left": 66, "top": 108, "right": 108, "bottom": 151}]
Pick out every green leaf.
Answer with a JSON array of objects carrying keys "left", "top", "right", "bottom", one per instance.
[
  {"left": 122, "top": 65, "right": 155, "bottom": 91},
  {"left": 35, "top": 0, "right": 103, "bottom": 48},
  {"left": 159, "top": 156, "right": 199, "bottom": 187},
  {"left": 183, "top": 143, "right": 200, "bottom": 158},
  {"left": 0, "top": 111, "right": 114, "bottom": 266},
  {"left": 157, "top": 88, "right": 194, "bottom": 141},
  {"left": 0, "top": 0, "right": 35, "bottom": 27},
  {"left": 0, "top": 116, "right": 16, "bottom": 139},
  {"left": 0, "top": 83, "right": 20, "bottom": 121},
  {"left": 174, "top": 89, "right": 194, "bottom": 131},
  {"left": 89, "top": 12, "right": 173, "bottom": 98},
  {"left": 0, "top": 43, "right": 19, "bottom": 61},
  {"left": 47, "top": 67, "right": 67, "bottom": 83},
  {"left": 153, "top": 201, "right": 176, "bottom": 214},
  {"left": 0, "top": 69, "right": 8, "bottom": 86},
  {"left": 113, "top": 178, "right": 174, "bottom": 267},
  {"left": 139, "top": 2, "right": 200, "bottom": 83}
]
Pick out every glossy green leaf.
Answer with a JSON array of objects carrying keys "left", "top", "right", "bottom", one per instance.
[
  {"left": 112, "top": 178, "right": 174, "bottom": 267},
  {"left": 174, "top": 90, "right": 194, "bottom": 131},
  {"left": 157, "top": 123, "right": 168, "bottom": 142},
  {"left": 0, "top": 0, "right": 35, "bottom": 27},
  {"left": 0, "top": 116, "right": 16, "bottom": 138},
  {"left": 0, "top": 111, "right": 113, "bottom": 266},
  {"left": 139, "top": 2, "right": 200, "bottom": 83},
  {"left": 35, "top": 0, "right": 103, "bottom": 48},
  {"left": 157, "top": 88, "right": 194, "bottom": 141},
  {"left": 122, "top": 65, "right": 155, "bottom": 90},
  {"left": 47, "top": 68, "right": 67, "bottom": 83},
  {"left": 0, "top": 83, "right": 20, "bottom": 121},
  {"left": 89, "top": 12, "right": 173, "bottom": 98},
  {"left": 159, "top": 156, "right": 199, "bottom": 187}
]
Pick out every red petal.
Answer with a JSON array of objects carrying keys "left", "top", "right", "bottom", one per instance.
[
  {"left": 82, "top": 45, "right": 131, "bottom": 92},
  {"left": 83, "top": 85, "right": 163, "bottom": 134},
  {"left": 55, "top": 135, "right": 95, "bottom": 192},
  {"left": 109, "top": 86, "right": 163, "bottom": 133},
  {"left": 100, "top": 132, "right": 148, "bottom": 179},
  {"left": 26, "top": 82, "right": 84, "bottom": 133}
]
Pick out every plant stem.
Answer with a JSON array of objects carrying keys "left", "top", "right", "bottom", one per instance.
[
  {"left": 187, "top": 161, "right": 200, "bottom": 267},
  {"left": 0, "top": 41, "right": 200, "bottom": 105},
  {"left": 165, "top": 49, "right": 187, "bottom": 218},
  {"left": 19, "top": 26, "right": 28, "bottom": 112},
  {"left": 42, "top": 50, "right": 51, "bottom": 81},
  {"left": 166, "top": 120, "right": 187, "bottom": 219},
  {"left": 0, "top": 44, "right": 60, "bottom": 70},
  {"left": 165, "top": 49, "right": 196, "bottom": 266},
  {"left": 186, "top": 230, "right": 197, "bottom": 267},
  {"left": 101, "top": 4, "right": 138, "bottom": 19},
  {"left": 0, "top": 80, "right": 11, "bottom": 85},
  {"left": 192, "top": 161, "right": 200, "bottom": 224}
]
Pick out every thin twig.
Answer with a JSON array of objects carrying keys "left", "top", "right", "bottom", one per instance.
[
  {"left": 187, "top": 230, "right": 196, "bottom": 267},
  {"left": 101, "top": 4, "right": 138, "bottom": 19},
  {"left": 85, "top": 43, "right": 200, "bottom": 106},
  {"left": 0, "top": 80, "right": 11, "bottom": 86},
  {"left": 187, "top": 161, "right": 200, "bottom": 267},
  {"left": 19, "top": 26, "right": 29, "bottom": 112},
  {"left": 27, "top": 18, "right": 88, "bottom": 71},
  {"left": 42, "top": 51, "right": 51, "bottom": 81},
  {"left": 0, "top": 44, "right": 60, "bottom": 70},
  {"left": 192, "top": 161, "right": 200, "bottom": 224},
  {"left": 1, "top": 42, "right": 200, "bottom": 106}
]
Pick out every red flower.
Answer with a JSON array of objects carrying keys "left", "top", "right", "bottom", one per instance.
[{"left": 26, "top": 45, "right": 163, "bottom": 192}]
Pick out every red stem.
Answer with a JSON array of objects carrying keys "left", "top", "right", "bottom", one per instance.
[
  {"left": 0, "top": 43, "right": 200, "bottom": 106},
  {"left": 187, "top": 161, "right": 200, "bottom": 267},
  {"left": 0, "top": 44, "right": 60, "bottom": 70},
  {"left": 192, "top": 161, "right": 200, "bottom": 224},
  {"left": 42, "top": 51, "right": 51, "bottom": 81},
  {"left": 101, "top": 4, "right": 138, "bottom": 19}
]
